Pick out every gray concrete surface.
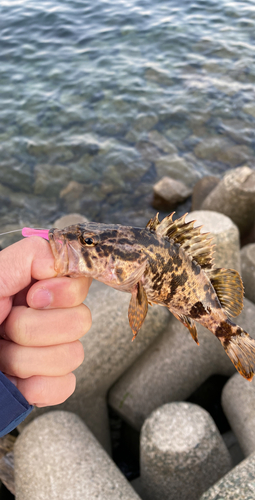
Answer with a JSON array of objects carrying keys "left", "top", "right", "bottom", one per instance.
[
  {"left": 15, "top": 411, "right": 141, "bottom": 500},
  {"left": 140, "top": 402, "right": 231, "bottom": 500}
]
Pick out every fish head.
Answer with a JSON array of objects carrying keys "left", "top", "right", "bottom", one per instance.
[{"left": 49, "top": 222, "right": 147, "bottom": 290}]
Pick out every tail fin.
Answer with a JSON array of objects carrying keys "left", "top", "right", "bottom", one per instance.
[{"left": 219, "top": 327, "right": 255, "bottom": 381}]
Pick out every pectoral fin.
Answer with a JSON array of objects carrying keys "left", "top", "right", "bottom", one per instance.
[{"left": 128, "top": 281, "right": 148, "bottom": 341}]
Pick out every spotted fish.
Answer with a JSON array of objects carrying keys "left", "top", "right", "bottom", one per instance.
[{"left": 49, "top": 212, "right": 255, "bottom": 381}]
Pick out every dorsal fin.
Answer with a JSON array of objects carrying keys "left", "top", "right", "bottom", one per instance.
[
  {"left": 207, "top": 268, "right": 244, "bottom": 317},
  {"left": 146, "top": 212, "right": 160, "bottom": 232},
  {"left": 146, "top": 212, "right": 214, "bottom": 270}
]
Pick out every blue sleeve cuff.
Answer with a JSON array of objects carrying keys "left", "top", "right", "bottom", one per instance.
[{"left": 0, "top": 372, "right": 33, "bottom": 437}]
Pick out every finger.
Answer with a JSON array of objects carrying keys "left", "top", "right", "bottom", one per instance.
[
  {"left": 0, "top": 339, "right": 84, "bottom": 378},
  {"left": 0, "top": 237, "right": 55, "bottom": 324},
  {"left": 13, "top": 279, "right": 37, "bottom": 307},
  {"left": 5, "top": 373, "right": 76, "bottom": 407},
  {"left": 2, "top": 304, "right": 92, "bottom": 346},
  {"left": 27, "top": 276, "right": 92, "bottom": 310}
]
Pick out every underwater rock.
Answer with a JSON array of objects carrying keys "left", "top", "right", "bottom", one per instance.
[{"left": 152, "top": 176, "right": 192, "bottom": 210}]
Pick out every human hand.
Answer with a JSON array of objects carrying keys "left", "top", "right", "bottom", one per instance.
[{"left": 0, "top": 236, "right": 92, "bottom": 407}]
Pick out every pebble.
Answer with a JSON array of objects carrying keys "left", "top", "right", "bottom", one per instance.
[
  {"left": 0, "top": 159, "right": 32, "bottom": 193},
  {"left": 133, "top": 113, "right": 158, "bottom": 132},
  {"left": 152, "top": 176, "right": 192, "bottom": 210},
  {"left": 222, "top": 372, "right": 255, "bottom": 457},
  {"left": 155, "top": 154, "right": 200, "bottom": 186},
  {"left": 59, "top": 180, "right": 86, "bottom": 212},
  {"left": 215, "top": 145, "right": 253, "bottom": 168},
  {"left": 165, "top": 125, "right": 190, "bottom": 148},
  {"left": 140, "top": 403, "right": 231, "bottom": 500},
  {"left": 191, "top": 176, "right": 220, "bottom": 211},
  {"left": 15, "top": 412, "right": 141, "bottom": 500},
  {"left": 136, "top": 140, "right": 161, "bottom": 163},
  {"left": 18, "top": 281, "right": 169, "bottom": 451},
  {"left": 216, "top": 118, "right": 253, "bottom": 147},
  {"left": 200, "top": 451, "right": 255, "bottom": 500},
  {"left": 108, "top": 297, "right": 255, "bottom": 431},
  {"left": 201, "top": 166, "right": 255, "bottom": 237},
  {"left": 240, "top": 244, "right": 255, "bottom": 304},
  {"left": 28, "top": 143, "right": 74, "bottom": 163},
  {"left": 59, "top": 180, "right": 84, "bottom": 202},
  {"left": 148, "top": 130, "right": 177, "bottom": 154},
  {"left": 193, "top": 137, "right": 234, "bottom": 161},
  {"left": 34, "top": 163, "right": 71, "bottom": 197},
  {"left": 243, "top": 103, "right": 255, "bottom": 119}
]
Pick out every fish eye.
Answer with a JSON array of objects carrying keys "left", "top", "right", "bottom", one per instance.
[
  {"left": 85, "top": 237, "right": 94, "bottom": 245},
  {"left": 80, "top": 235, "right": 96, "bottom": 246}
]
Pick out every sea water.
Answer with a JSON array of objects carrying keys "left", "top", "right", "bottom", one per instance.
[{"left": 0, "top": 0, "right": 254, "bottom": 234}]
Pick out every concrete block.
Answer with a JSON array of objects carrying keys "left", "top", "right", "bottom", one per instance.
[
  {"left": 222, "top": 372, "right": 255, "bottom": 457},
  {"left": 200, "top": 451, "right": 255, "bottom": 500},
  {"left": 222, "top": 430, "right": 244, "bottom": 467},
  {"left": 15, "top": 411, "right": 141, "bottom": 500},
  {"left": 0, "top": 434, "right": 15, "bottom": 495},
  {"left": 241, "top": 243, "right": 255, "bottom": 304},
  {"left": 18, "top": 281, "right": 169, "bottom": 450},
  {"left": 140, "top": 402, "right": 231, "bottom": 500},
  {"left": 185, "top": 210, "right": 241, "bottom": 272},
  {"left": 201, "top": 166, "right": 255, "bottom": 237},
  {"left": 108, "top": 297, "right": 255, "bottom": 431}
]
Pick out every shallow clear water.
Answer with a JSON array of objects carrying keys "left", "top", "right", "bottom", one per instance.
[{"left": 0, "top": 0, "right": 255, "bottom": 238}]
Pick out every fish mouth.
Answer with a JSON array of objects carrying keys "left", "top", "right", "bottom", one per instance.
[
  {"left": 49, "top": 228, "right": 70, "bottom": 276},
  {"left": 48, "top": 228, "right": 81, "bottom": 277}
]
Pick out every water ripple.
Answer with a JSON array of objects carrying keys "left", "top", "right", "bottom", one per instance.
[{"left": 0, "top": 0, "right": 254, "bottom": 233}]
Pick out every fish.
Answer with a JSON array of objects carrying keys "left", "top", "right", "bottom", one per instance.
[{"left": 48, "top": 212, "right": 255, "bottom": 381}]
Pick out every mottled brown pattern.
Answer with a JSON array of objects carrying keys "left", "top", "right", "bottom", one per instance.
[
  {"left": 189, "top": 301, "right": 208, "bottom": 319},
  {"left": 49, "top": 212, "right": 255, "bottom": 381}
]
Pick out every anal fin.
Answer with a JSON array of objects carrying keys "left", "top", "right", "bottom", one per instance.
[{"left": 128, "top": 281, "right": 148, "bottom": 341}]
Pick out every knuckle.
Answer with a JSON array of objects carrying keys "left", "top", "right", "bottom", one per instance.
[
  {"left": 6, "top": 307, "right": 33, "bottom": 347},
  {"left": 23, "top": 376, "right": 46, "bottom": 404},
  {"left": 5, "top": 342, "right": 24, "bottom": 377},
  {"left": 71, "top": 340, "right": 84, "bottom": 368},
  {"left": 75, "top": 305, "right": 92, "bottom": 337}
]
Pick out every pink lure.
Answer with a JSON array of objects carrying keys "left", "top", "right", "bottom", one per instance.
[{"left": 22, "top": 228, "right": 49, "bottom": 240}]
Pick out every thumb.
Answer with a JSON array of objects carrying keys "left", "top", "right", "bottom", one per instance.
[{"left": 0, "top": 237, "right": 56, "bottom": 324}]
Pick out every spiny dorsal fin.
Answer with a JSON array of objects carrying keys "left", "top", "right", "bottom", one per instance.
[
  {"left": 207, "top": 268, "right": 244, "bottom": 317},
  {"left": 146, "top": 212, "right": 214, "bottom": 270},
  {"left": 146, "top": 212, "right": 160, "bottom": 231}
]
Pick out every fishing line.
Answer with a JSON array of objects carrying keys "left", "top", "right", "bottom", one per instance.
[
  {"left": 0, "top": 228, "right": 49, "bottom": 240},
  {"left": 0, "top": 229, "right": 23, "bottom": 236}
]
